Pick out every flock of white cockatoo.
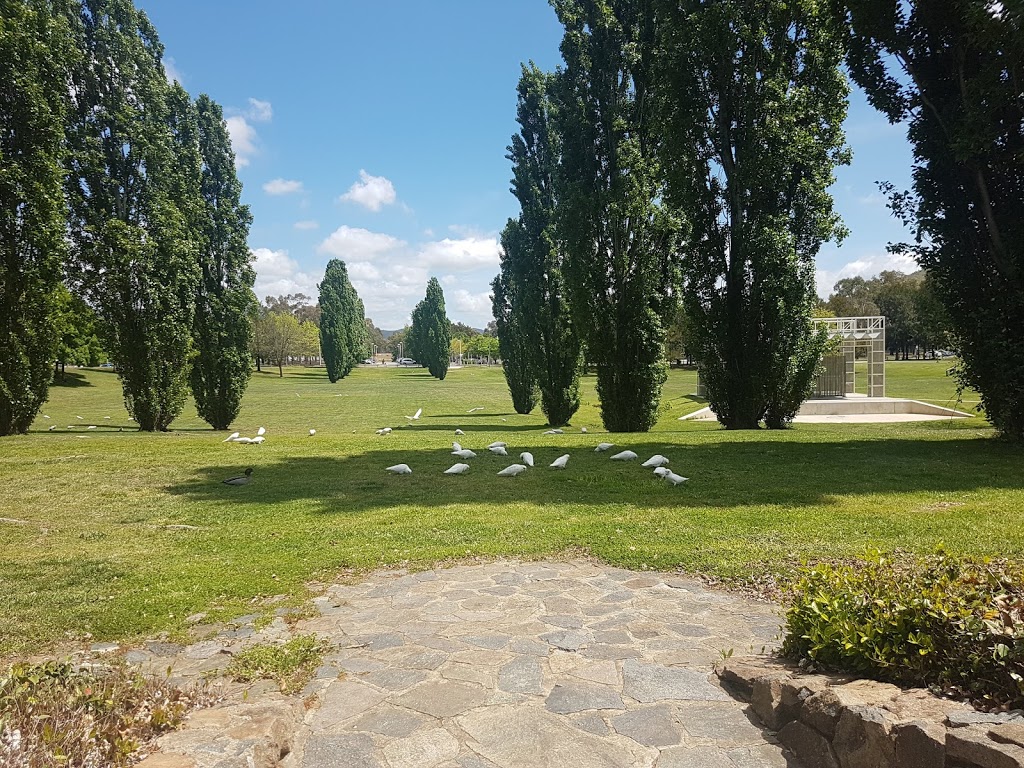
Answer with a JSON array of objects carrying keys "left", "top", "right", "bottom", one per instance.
[
  {"left": 217, "top": 406, "right": 687, "bottom": 487},
  {"left": 383, "top": 415, "right": 688, "bottom": 485}
]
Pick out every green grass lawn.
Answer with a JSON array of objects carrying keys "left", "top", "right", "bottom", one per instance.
[{"left": 1, "top": 361, "right": 1019, "bottom": 658}]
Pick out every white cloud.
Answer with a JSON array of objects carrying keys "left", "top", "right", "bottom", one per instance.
[
  {"left": 294, "top": 220, "right": 319, "bottom": 231},
  {"left": 225, "top": 98, "right": 273, "bottom": 168},
  {"left": 417, "top": 237, "right": 502, "bottom": 271},
  {"left": 163, "top": 57, "right": 184, "bottom": 85},
  {"left": 263, "top": 178, "right": 304, "bottom": 196},
  {"left": 317, "top": 225, "right": 406, "bottom": 261},
  {"left": 816, "top": 251, "right": 920, "bottom": 298},
  {"left": 247, "top": 98, "right": 273, "bottom": 123},
  {"left": 339, "top": 170, "right": 397, "bottom": 212},
  {"left": 451, "top": 289, "right": 493, "bottom": 315},
  {"left": 440, "top": 274, "right": 457, "bottom": 286},
  {"left": 251, "top": 248, "right": 320, "bottom": 301},
  {"left": 348, "top": 261, "right": 381, "bottom": 281},
  {"left": 225, "top": 116, "right": 258, "bottom": 167}
]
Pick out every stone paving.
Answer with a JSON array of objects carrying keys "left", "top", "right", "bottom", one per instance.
[
  {"left": 291, "top": 560, "right": 797, "bottom": 767},
  {"left": 144, "top": 560, "right": 802, "bottom": 767}
]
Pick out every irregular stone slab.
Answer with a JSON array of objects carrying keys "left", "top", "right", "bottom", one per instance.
[
  {"left": 509, "top": 638, "right": 550, "bottom": 656},
  {"left": 668, "top": 623, "right": 712, "bottom": 638},
  {"left": 657, "top": 745, "right": 736, "bottom": 768},
  {"left": 593, "top": 629, "right": 631, "bottom": 645},
  {"left": 457, "top": 704, "right": 642, "bottom": 768},
  {"left": 569, "top": 712, "right": 611, "bottom": 736},
  {"left": 348, "top": 704, "right": 431, "bottom": 738},
  {"left": 462, "top": 635, "right": 509, "bottom": 650},
  {"left": 621, "top": 659, "right": 731, "bottom": 703},
  {"left": 310, "top": 681, "right": 387, "bottom": 731},
  {"left": 335, "top": 657, "right": 387, "bottom": 675},
  {"left": 778, "top": 720, "right": 840, "bottom": 768},
  {"left": 567, "top": 660, "right": 619, "bottom": 687},
  {"left": 677, "top": 702, "right": 765, "bottom": 745},
  {"left": 540, "top": 629, "right": 590, "bottom": 651},
  {"left": 498, "top": 656, "right": 543, "bottom": 695},
  {"left": 361, "top": 668, "right": 430, "bottom": 692},
  {"left": 303, "top": 732, "right": 383, "bottom": 768},
  {"left": 582, "top": 644, "right": 641, "bottom": 661},
  {"left": 349, "top": 633, "right": 405, "bottom": 651},
  {"left": 611, "top": 705, "right": 680, "bottom": 747},
  {"left": 393, "top": 680, "right": 488, "bottom": 718},
  {"left": 542, "top": 614, "right": 585, "bottom": 629},
  {"left": 441, "top": 662, "right": 493, "bottom": 687},
  {"left": 382, "top": 727, "right": 460, "bottom": 768},
  {"left": 545, "top": 682, "right": 625, "bottom": 714},
  {"left": 726, "top": 744, "right": 797, "bottom": 768},
  {"left": 947, "top": 724, "right": 1024, "bottom": 768}
]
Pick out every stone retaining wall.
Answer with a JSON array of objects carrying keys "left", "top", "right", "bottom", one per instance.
[{"left": 717, "top": 658, "right": 1024, "bottom": 768}]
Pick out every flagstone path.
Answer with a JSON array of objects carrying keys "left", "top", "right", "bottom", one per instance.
[{"left": 145, "top": 560, "right": 801, "bottom": 767}]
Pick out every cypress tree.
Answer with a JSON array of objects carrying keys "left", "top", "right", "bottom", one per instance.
[
  {"left": 190, "top": 94, "right": 256, "bottom": 429},
  {"left": 496, "top": 63, "right": 582, "bottom": 426},
  {"left": 319, "top": 259, "right": 365, "bottom": 382},
  {"left": 491, "top": 241, "right": 539, "bottom": 414},
  {"left": 553, "top": 0, "right": 683, "bottom": 432},
  {"left": 409, "top": 278, "right": 451, "bottom": 380},
  {"left": 66, "top": 0, "right": 201, "bottom": 431},
  {"left": 0, "top": 0, "right": 73, "bottom": 435}
]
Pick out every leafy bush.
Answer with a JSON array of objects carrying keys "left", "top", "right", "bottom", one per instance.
[
  {"left": 0, "top": 660, "right": 216, "bottom": 768},
  {"left": 782, "top": 552, "right": 1024, "bottom": 709},
  {"left": 226, "top": 634, "right": 325, "bottom": 694}
]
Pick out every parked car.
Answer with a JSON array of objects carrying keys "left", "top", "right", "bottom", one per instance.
[
  {"left": 398, "top": 358, "right": 417, "bottom": 366},
  {"left": 99, "top": 362, "right": 114, "bottom": 368},
  {"left": 362, "top": 358, "right": 375, "bottom": 364}
]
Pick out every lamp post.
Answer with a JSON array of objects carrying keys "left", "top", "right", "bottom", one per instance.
[
  {"left": 399, "top": 342, "right": 404, "bottom": 363},
  {"left": 456, "top": 339, "right": 462, "bottom": 366}
]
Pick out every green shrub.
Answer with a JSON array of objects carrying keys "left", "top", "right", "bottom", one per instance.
[
  {"left": 0, "top": 660, "right": 216, "bottom": 768},
  {"left": 781, "top": 552, "right": 1024, "bottom": 709},
  {"left": 226, "top": 634, "right": 325, "bottom": 694}
]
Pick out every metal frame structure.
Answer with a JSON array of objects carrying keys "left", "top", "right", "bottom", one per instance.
[{"left": 813, "top": 316, "right": 886, "bottom": 398}]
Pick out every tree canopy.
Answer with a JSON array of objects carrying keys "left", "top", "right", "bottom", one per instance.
[
  {"left": 0, "top": 0, "right": 73, "bottom": 435},
  {"left": 553, "top": 0, "right": 683, "bottom": 432},
  {"left": 656, "top": 0, "right": 850, "bottom": 428},
  {"left": 408, "top": 278, "right": 451, "bottom": 380},
  {"left": 843, "top": 0, "right": 1024, "bottom": 439},
  {"left": 319, "top": 259, "right": 367, "bottom": 382}
]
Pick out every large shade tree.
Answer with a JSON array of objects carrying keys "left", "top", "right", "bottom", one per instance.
[
  {"left": 491, "top": 247, "right": 539, "bottom": 414},
  {"left": 189, "top": 94, "right": 256, "bottom": 429},
  {"left": 656, "top": 0, "right": 850, "bottom": 428},
  {"left": 319, "top": 259, "right": 367, "bottom": 382},
  {"left": 843, "top": 0, "right": 1024, "bottom": 440},
  {"left": 0, "top": 0, "right": 73, "bottom": 435},
  {"left": 408, "top": 278, "right": 451, "bottom": 380},
  {"left": 495, "top": 63, "right": 582, "bottom": 425},
  {"left": 553, "top": 0, "right": 683, "bottom": 432},
  {"left": 66, "top": 0, "right": 201, "bottom": 431}
]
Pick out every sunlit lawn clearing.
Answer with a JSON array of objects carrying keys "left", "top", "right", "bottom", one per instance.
[{"left": 0, "top": 361, "right": 1017, "bottom": 658}]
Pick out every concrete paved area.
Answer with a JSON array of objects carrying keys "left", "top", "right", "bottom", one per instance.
[{"left": 276, "top": 560, "right": 800, "bottom": 767}]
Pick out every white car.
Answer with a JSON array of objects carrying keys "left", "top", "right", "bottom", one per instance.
[{"left": 398, "top": 358, "right": 417, "bottom": 366}]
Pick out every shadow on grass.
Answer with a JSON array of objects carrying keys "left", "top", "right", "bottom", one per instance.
[
  {"left": 50, "top": 371, "right": 95, "bottom": 388},
  {"left": 165, "top": 435, "right": 1024, "bottom": 514}
]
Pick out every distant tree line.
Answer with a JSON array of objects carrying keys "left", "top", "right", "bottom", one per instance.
[
  {"left": 494, "top": 0, "right": 1023, "bottom": 439},
  {"left": 1, "top": 0, "right": 255, "bottom": 434}
]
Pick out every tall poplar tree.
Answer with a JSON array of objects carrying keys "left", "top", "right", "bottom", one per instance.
[
  {"left": 552, "top": 0, "right": 683, "bottom": 432},
  {"left": 408, "top": 278, "right": 451, "bottom": 380},
  {"left": 0, "top": 0, "right": 73, "bottom": 435},
  {"left": 494, "top": 64, "right": 582, "bottom": 425},
  {"left": 66, "top": 0, "right": 200, "bottom": 431},
  {"left": 319, "top": 259, "right": 366, "bottom": 382},
  {"left": 190, "top": 94, "right": 256, "bottom": 429},
  {"left": 656, "top": 0, "right": 850, "bottom": 428},
  {"left": 843, "top": 0, "right": 1024, "bottom": 440}
]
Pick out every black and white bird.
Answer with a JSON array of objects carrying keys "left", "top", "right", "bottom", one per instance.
[{"left": 223, "top": 468, "right": 253, "bottom": 486}]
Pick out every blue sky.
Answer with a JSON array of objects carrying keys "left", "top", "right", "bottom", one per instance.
[{"left": 139, "top": 0, "right": 919, "bottom": 330}]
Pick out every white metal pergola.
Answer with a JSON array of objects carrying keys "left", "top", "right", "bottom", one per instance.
[{"left": 812, "top": 316, "right": 886, "bottom": 398}]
